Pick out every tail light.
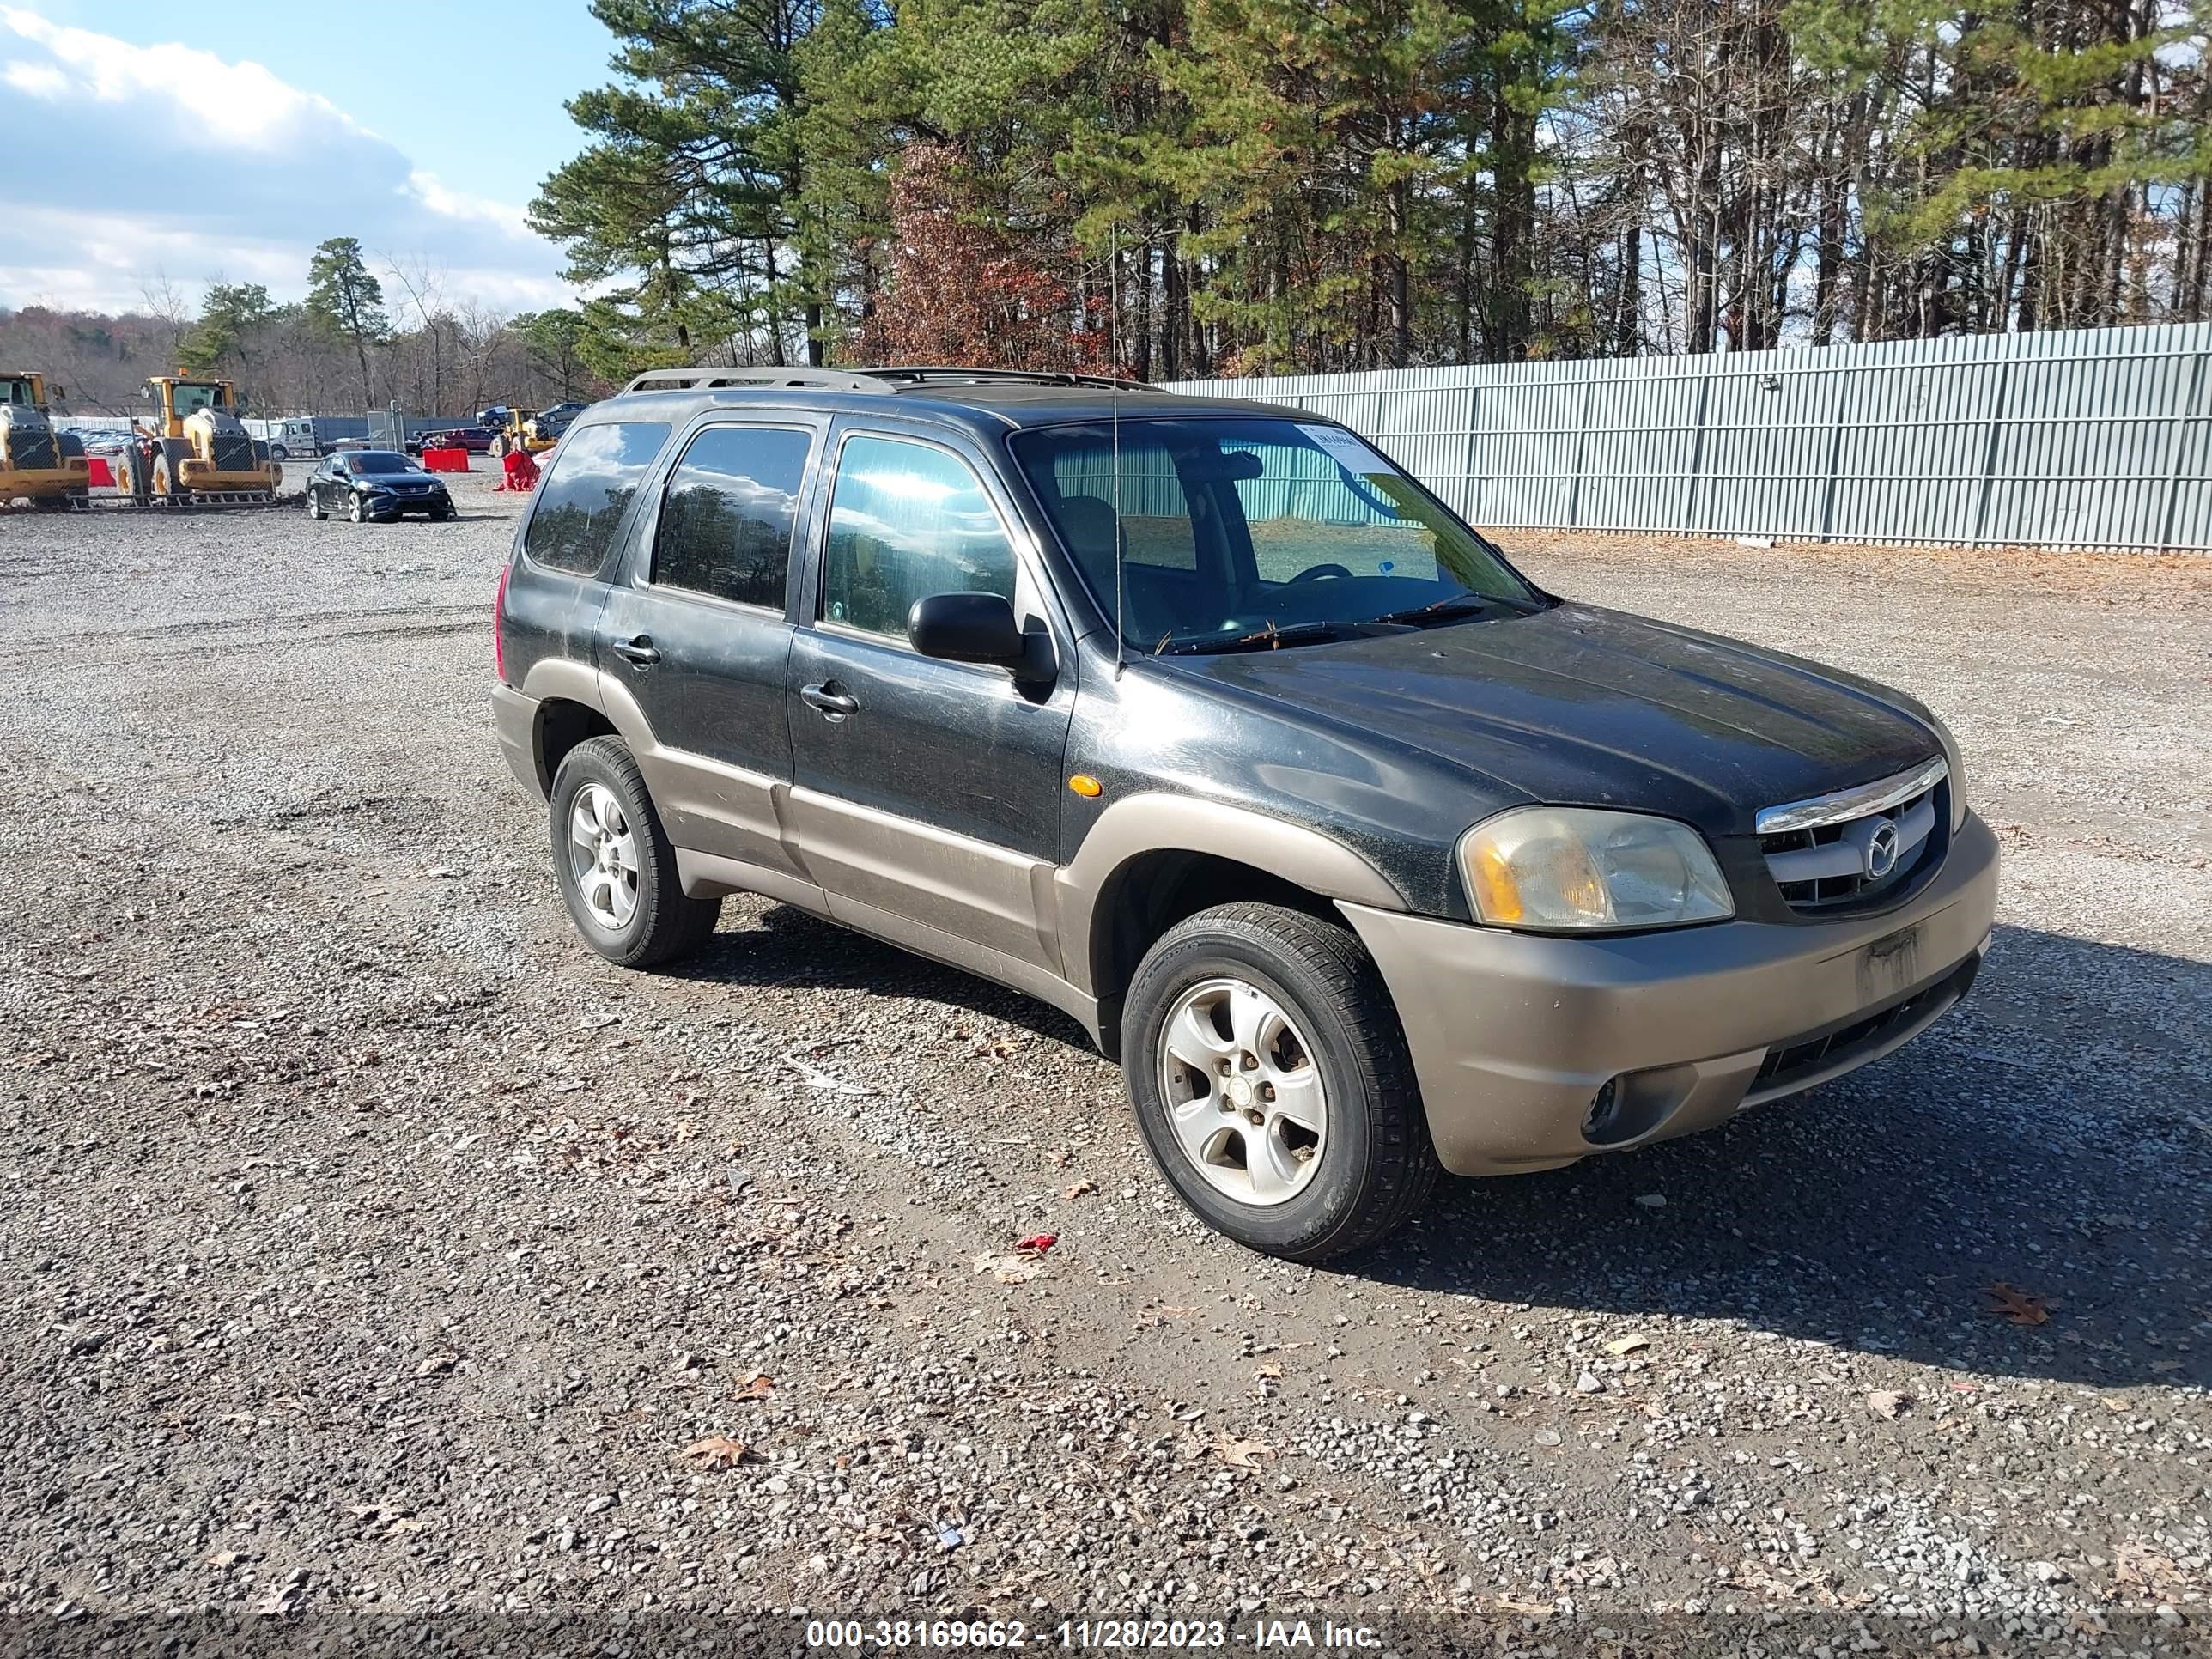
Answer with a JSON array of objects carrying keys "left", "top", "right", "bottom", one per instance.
[{"left": 493, "top": 563, "right": 510, "bottom": 684}]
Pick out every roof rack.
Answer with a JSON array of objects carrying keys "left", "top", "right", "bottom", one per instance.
[
  {"left": 619, "top": 367, "right": 886, "bottom": 397},
  {"left": 617, "top": 364, "right": 1151, "bottom": 398},
  {"left": 861, "top": 366, "right": 1142, "bottom": 391}
]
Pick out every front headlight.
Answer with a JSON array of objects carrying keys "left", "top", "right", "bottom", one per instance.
[{"left": 1460, "top": 807, "right": 1734, "bottom": 932}]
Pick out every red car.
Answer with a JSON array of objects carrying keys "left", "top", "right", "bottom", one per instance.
[{"left": 409, "top": 427, "right": 498, "bottom": 455}]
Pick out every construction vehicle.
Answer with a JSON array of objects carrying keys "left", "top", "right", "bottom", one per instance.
[
  {"left": 116, "top": 376, "right": 283, "bottom": 504},
  {"left": 491, "top": 407, "right": 562, "bottom": 456},
  {"left": 0, "top": 372, "right": 92, "bottom": 511}
]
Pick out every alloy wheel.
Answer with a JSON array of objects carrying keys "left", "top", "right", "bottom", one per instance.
[
  {"left": 1156, "top": 977, "right": 1327, "bottom": 1206},
  {"left": 567, "top": 781, "right": 640, "bottom": 930}
]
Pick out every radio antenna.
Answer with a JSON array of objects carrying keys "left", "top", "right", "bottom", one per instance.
[{"left": 1109, "top": 223, "right": 1127, "bottom": 679}]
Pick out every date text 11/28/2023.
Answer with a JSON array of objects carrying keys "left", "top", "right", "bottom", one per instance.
[{"left": 803, "top": 1618, "right": 1386, "bottom": 1650}]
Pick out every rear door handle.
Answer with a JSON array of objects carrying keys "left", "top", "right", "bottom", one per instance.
[
  {"left": 610, "top": 635, "right": 660, "bottom": 667},
  {"left": 799, "top": 682, "right": 859, "bottom": 719}
]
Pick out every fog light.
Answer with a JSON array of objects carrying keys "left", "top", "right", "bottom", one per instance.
[{"left": 1583, "top": 1078, "right": 1620, "bottom": 1137}]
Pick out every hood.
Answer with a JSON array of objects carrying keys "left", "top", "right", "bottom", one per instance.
[{"left": 1163, "top": 602, "right": 1941, "bottom": 836}]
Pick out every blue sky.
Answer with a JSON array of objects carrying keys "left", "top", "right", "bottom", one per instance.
[{"left": 2, "top": 0, "right": 621, "bottom": 314}]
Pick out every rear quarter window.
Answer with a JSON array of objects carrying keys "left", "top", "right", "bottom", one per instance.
[{"left": 524, "top": 421, "right": 671, "bottom": 574}]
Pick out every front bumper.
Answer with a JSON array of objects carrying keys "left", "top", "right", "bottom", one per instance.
[
  {"left": 363, "top": 493, "right": 449, "bottom": 519},
  {"left": 1341, "top": 811, "right": 2001, "bottom": 1176}
]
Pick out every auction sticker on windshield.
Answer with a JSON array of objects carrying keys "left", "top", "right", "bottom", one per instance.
[{"left": 1297, "top": 422, "right": 1389, "bottom": 474}]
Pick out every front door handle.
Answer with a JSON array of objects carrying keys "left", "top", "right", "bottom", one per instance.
[
  {"left": 799, "top": 681, "right": 859, "bottom": 719},
  {"left": 610, "top": 635, "right": 660, "bottom": 667}
]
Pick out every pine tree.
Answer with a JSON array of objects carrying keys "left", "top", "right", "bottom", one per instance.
[{"left": 305, "top": 240, "right": 388, "bottom": 414}]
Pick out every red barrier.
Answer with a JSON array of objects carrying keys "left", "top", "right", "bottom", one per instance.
[
  {"left": 494, "top": 448, "right": 540, "bottom": 492},
  {"left": 87, "top": 457, "right": 114, "bottom": 488},
  {"left": 422, "top": 447, "right": 470, "bottom": 472}
]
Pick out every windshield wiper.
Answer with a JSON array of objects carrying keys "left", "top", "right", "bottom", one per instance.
[
  {"left": 1370, "top": 592, "right": 1509, "bottom": 627},
  {"left": 1157, "top": 619, "right": 1376, "bottom": 656}
]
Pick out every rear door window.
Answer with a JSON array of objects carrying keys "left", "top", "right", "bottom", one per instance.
[
  {"left": 651, "top": 424, "right": 813, "bottom": 610},
  {"left": 525, "top": 421, "right": 670, "bottom": 574}
]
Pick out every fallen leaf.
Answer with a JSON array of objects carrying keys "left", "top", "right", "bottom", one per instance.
[
  {"left": 1865, "top": 1389, "right": 1909, "bottom": 1420},
  {"left": 1495, "top": 1596, "right": 1554, "bottom": 1619},
  {"left": 413, "top": 1352, "right": 456, "bottom": 1377},
  {"left": 1986, "top": 1282, "right": 2051, "bottom": 1326},
  {"left": 1255, "top": 1363, "right": 1284, "bottom": 1380},
  {"left": 972, "top": 1251, "right": 1042, "bottom": 1284},
  {"left": 678, "top": 1435, "right": 753, "bottom": 1470},
  {"left": 2114, "top": 1540, "right": 2191, "bottom": 1592},
  {"left": 1604, "top": 1332, "right": 1650, "bottom": 1357},
  {"left": 204, "top": 1551, "right": 243, "bottom": 1569},
  {"left": 1061, "top": 1179, "right": 1096, "bottom": 1200},
  {"left": 1048, "top": 1148, "right": 1074, "bottom": 1169},
  {"left": 1207, "top": 1433, "right": 1273, "bottom": 1468},
  {"left": 734, "top": 1372, "right": 776, "bottom": 1401},
  {"left": 1015, "top": 1232, "right": 1057, "bottom": 1255}
]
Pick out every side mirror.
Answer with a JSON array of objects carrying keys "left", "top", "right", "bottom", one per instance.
[
  {"left": 235, "top": 393, "right": 248, "bottom": 413},
  {"left": 50, "top": 386, "right": 64, "bottom": 400},
  {"left": 908, "top": 591, "right": 1027, "bottom": 671}
]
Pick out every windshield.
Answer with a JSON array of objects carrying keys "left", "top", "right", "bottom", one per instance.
[
  {"left": 1011, "top": 417, "right": 1541, "bottom": 653},
  {"left": 170, "top": 382, "right": 228, "bottom": 416},
  {"left": 2, "top": 379, "right": 33, "bottom": 406},
  {"left": 346, "top": 453, "right": 418, "bottom": 475}
]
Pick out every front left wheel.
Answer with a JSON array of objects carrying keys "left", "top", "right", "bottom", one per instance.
[
  {"left": 1122, "top": 902, "right": 1440, "bottom": 1261},
  {"left": 549, "top": 736, "right": 720, "bottom": 969}
]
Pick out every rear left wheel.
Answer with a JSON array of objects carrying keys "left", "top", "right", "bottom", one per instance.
[
  {"left": 549, "top": 736, "right": 720, "bottom": 969},
  {"left": 1122, "top": 902, "right": 1439, "bottom": 1261}
]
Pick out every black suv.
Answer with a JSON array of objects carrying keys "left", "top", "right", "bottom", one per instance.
[{"left": 491, "top": 367, "right": 1997, "bottom": 1260}]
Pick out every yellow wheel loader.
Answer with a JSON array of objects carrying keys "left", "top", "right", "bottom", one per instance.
[
  {"left": 117, "top": 376, "right": 284, "bottom": 506},
  {"left": 498, "top": 408, "right": 561, "bottom": 456},
  {"left": 0, "top": 372, "right": 92, "bottom": 511}
]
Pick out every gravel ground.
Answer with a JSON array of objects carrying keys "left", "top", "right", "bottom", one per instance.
[{"left": 1, "top": 468, "right": 2207, "bottom": 1650}]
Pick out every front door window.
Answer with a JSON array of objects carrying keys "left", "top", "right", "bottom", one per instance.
[{"left": 820, "top": 436, "right": 1016, "bottom": 638}]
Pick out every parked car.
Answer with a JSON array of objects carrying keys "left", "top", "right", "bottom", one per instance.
[
  {"left": 306, "top": 449, "right": 454, "bottom": 522},
  {"left": 405, "top": 427, "right": 495, "bottom": 456},
  {"left": 489, "top": 368, "right": 1997, "bottom": 1261}
]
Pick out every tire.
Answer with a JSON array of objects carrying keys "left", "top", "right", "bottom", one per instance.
[
  {"left": 31, "top": 494, "right": 68, "bottom": 513},
  {"left": 114, "top": 445, "right": 149, "bottom": 498},
  {"left": 549, "top": 736, "right": 720, "bottom": 969},
  {"left": 153, "top": 439, "right": 190, "bottom": 502},
  {"left": 270, "top": 444, "right": 289, "bottom": 462},
  {"left": 1122, "top": 902, "right": 1439, "bottom": 1261},
  {"left": 348, "top": 492, "right": 364, "bottom": 524},
  {"left": 306, "top": 488, "right": 324, "bottom": 520}
]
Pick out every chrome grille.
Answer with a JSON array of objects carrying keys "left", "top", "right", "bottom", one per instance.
[{"left": 1757, "top": 757, "right": 1947, "bottom": 913}]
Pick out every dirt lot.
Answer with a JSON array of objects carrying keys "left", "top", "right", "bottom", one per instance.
[{"left": 1, "top": 469, "right": 2208, "bottom": 1647}]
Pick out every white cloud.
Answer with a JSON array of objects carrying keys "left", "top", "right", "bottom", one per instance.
[{"left": 0, "top": 5, "right": 573, "bottom": 315}]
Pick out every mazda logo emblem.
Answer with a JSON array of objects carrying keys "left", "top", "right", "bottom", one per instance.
[{"left": 1865, "top": 820, "right": 1900, "bottom": 879}]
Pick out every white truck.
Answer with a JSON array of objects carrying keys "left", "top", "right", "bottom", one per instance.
[{"left": 242, "top": 417, "right": 321, "bottom": 461}]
